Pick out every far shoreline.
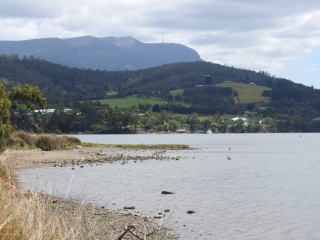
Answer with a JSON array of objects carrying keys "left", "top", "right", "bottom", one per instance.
[{"left": 5, "top": 144, "right": 190, "bottom": 171}]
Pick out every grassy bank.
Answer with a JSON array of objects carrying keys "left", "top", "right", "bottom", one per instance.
[{"left": 0, "top": 131, "right": 81, "bottom": 151}]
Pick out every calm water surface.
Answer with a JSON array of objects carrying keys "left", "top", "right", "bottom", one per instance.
[{"left": 17, "top": 133, "right": 320, "bottom": 239}]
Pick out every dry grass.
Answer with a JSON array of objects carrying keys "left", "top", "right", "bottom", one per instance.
[
  {"left": 0, "top": 156, "right": 76, "bottom": 239},
  {"left": 0, "top": 131, "right": 82, "bottom": 151},
  {"left": 35, "top": 134, "right": 65, "bottom": 151}
]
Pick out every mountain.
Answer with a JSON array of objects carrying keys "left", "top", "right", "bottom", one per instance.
[{"left": 0, "top": 36, "right": 201, "bottom": 70}]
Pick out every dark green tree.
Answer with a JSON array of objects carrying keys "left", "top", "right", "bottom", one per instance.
[
  {"left": 8, "top": 84, "right": 47, "bottom": 130},
  {"left": 205, "top": 75, "right": 213, "bottom": 85},
  {"left": 187, "top": 113, "right": 201, "bottom": 132},
  {"left": 0, "top": 83, "right": 13, "bottom": 137}
]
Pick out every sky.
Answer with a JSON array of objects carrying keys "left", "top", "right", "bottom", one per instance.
[{"left": 1, "top": 0, "right": 320, "bottom": 88}]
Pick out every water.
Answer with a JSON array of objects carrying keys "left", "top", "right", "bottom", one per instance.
[{"left": 16, "top": 133, "right": 320, "bottom": 239}]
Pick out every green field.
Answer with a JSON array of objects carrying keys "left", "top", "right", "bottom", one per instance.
[
  {"left": 97, "top": 98, "right": 190, "bottom": 108},
  {"left": 170, "top": 89, "right": 184, "bottom": 96},
  {"left": 215, "top": 83, "right": 271, "bottom": 104},
  {"left": 105, "top": 91, "right": 118, "bottom": 96}
]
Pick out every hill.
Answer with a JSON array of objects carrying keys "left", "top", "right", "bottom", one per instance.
[
  {"left": 1, "top": 54, "right": 320, "bottom": 117},
  {"left": 0, "top": 36, "right": 201, "bottom": 71}
]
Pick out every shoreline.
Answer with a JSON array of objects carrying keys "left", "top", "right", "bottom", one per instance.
[
  {"left": 3, "top": 147, "right": 181, "bottom": 239},
  {"left": 5, "top": 146, "right": 184, "bottom": 171},
  {"left": 5, "top": 146, "right": 124, "bottom": 170}
]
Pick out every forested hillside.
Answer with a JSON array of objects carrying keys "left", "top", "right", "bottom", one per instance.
[
  {"left": 0, "top": 54, "right": 129, "bottom": 104},
  {"left": 1, "top": 54, "right": 320, "bottom": 115},
  {"left": 1, "top": 54, "right": 320, "bottom": 133}
]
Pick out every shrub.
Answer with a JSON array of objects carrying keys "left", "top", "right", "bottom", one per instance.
[
  {"left": 61, "top": 136, "right": 81, "bottom": 145},
  {"left": 1, "top": 131, "right": 82, "bottom": 151},
  {"left": 35, "top": 134, "right": 63, "bottom": 151},
  {"left": 0, "top": 139, "right": 7, "bottom": 152},
  {"left": 6, "top": 137, "right": 26, "bottom": 148},
  {"left": 10, "top": 131, "right": 36, "bottom": 146}
]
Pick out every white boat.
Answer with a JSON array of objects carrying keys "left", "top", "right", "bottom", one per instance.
[{"left": 206, "top": 129, "right": 212, "bottom": 134}]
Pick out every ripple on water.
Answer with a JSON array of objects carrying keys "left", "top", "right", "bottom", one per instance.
[{"left": 17, "top": 133, "right": 320, "bottom": 239}]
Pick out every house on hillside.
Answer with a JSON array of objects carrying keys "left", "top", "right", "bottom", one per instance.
[
  {"left": 232, "top": 117, "right": 248, "bottom": 124},
  {"left": 249, "top": 82, "right": 256, "bottom": 85},
  {"left": 176, "top": 129, "right": 186, "bottom": 133},
  {"left": 32, "top": 108, "right": 74, "bottom": 115},
  {"left": 32, "top": 109, "right": 55, "bottom": 115}
]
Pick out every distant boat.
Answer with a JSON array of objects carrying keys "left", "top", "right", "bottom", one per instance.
[{"left": 206, "top": 129, "right": 212, "bottom": 134}]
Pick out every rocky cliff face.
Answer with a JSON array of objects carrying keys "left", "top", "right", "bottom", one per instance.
[{"left": 0, "top": 36, "right": 202, "bottom": 70}]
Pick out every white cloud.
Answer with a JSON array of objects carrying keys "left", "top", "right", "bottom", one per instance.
[
  {"left": 304, "top": 67, "right": 318, "bottom": 74},
  {"left": 0, "top": 0, "right": 63, "bottom": 18}
]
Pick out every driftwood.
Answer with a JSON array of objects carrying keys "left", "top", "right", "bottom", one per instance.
[
  {"left": 118, "top": 225, "right": 143, "bottom": 240},
  {"left": 118, "top": 223, "right": 168, "bottom": 240}
]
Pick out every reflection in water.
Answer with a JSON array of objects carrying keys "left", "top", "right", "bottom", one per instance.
[{"left": 17, "top": 134, "right": 320, "bottom": 239}]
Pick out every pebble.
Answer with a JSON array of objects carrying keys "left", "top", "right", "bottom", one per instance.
[
  {"left": 124, "top": 206, "right": 135, "bottom": 210},
  {"left": 162, "top": 191, "right": 175, "bottom": 194}
]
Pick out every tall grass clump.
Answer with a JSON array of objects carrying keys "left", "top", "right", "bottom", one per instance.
[
  {"left": 10, "top": 131, "right": 37, "bottom": 146},
  {"left": 35, "top": 135, "right": 82, "bottom": 150},
  {"left": 61, "top": 135, "right": 82, "bottom": 146},
  {"left": 0, "top": 156, "right": 73, "bottom": 239},
  {"left": 0, "top": 131, "right": 82, "bottom": 151},
  {"left": 35, "top": 134, "right": 64, "bottom": 151}
]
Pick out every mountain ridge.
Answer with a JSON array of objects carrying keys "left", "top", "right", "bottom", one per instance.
[{"left": 0, "top": 36, "right": 202, "bottom": 71}]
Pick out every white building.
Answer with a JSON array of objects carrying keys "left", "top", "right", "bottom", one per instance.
[
  {"left": 232, "top": 117, "right": 248, "bottom": 124},
  {"left": 32, "top": 109, "right": 55, "bottom": 114},
  {"left": 176, "top": 129, "right": 186, "bottom": 133}
]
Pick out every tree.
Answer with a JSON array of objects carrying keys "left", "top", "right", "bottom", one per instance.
[
  {"left": 8, "top": 84, "right": 47, "bottom": 130},
  {"left": 205, "top": 75, "right": 213, "bottom": 85},
  {"left": 187, "top": 113, "right": 200, "bottom": 132},
  {"left": 0, "top": 83, "right": 13, "bottom": 137},
  {"left": 202, "top": 117, "right": 213, "bottom": 131},
  {"left": 247, "top": 103, "right": 255, "bottom": 111},
  {"left": 152, "top": 104, "right": 160, "bottom": 112},
  {"left": 128, "top": 106, "right": 141, "bottom": 132},
  {"left": 105, "top": 108, "right": 130, "bottom": 133}
]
